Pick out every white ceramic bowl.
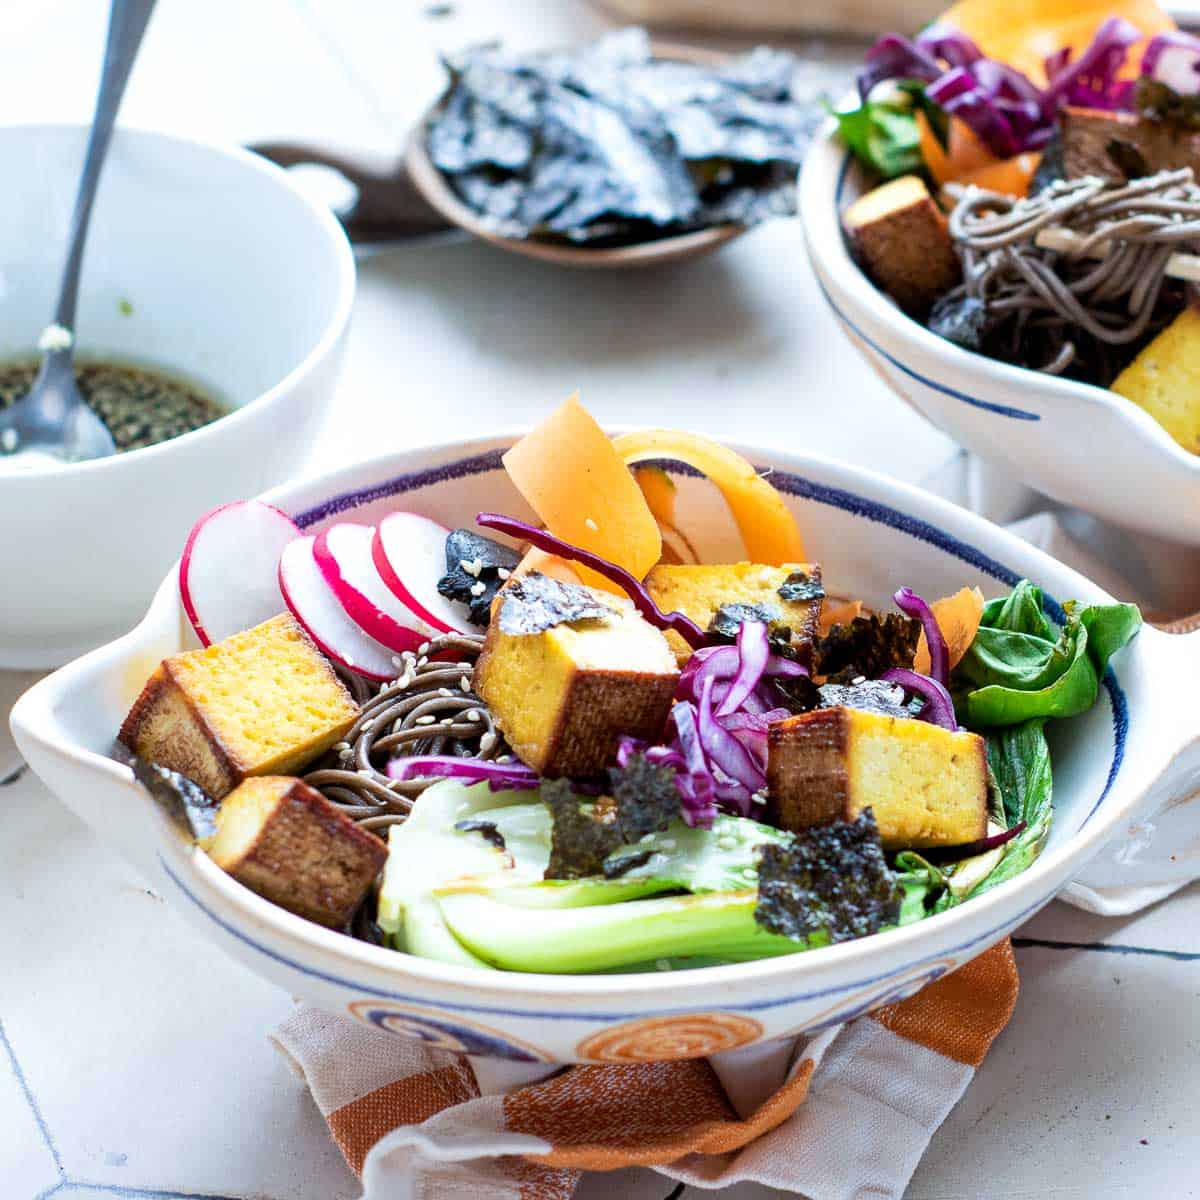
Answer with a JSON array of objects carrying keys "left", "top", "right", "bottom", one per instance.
[
  {"left": 12, "top": 437, "right": 1198, "bottom": 1063},
  {"left": 800, "top": 117, "right": 1200, "bottom": 545},
  {"left": 0, "top": 125, "right": 355, "bottom": 667}
]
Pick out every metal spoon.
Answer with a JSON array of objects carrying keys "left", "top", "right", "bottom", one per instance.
[{"left": 0, "top": 0, "right": 157, "bottom": 465}]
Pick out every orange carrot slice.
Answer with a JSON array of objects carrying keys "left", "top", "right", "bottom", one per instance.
[
  {"left": 612, "top": 429, "right": 806, "bottom": 565},
  {"left": 915, "top": 586, "right": 985, "bottom": 673},
  {"left": 502, "top": 395, "right": 661, "bottom": 592},
  {"left": 954, "top": 152, "right": 1041, "bottom": 197},
  {"left": 917, "top": 111, "right": 955, "bottom": 187},
  {"left": 633, "top": 465, "right": 678, "bottom": 527}
]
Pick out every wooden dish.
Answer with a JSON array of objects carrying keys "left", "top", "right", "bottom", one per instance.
[{"left": 405, "top": 42, "right": 750, "bottom": 270}]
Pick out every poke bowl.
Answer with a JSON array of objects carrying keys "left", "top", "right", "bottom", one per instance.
[
  {"left": 0, "top": 124, "right": 355, "bottom": 667},
  {"left": 11, "top": 406, "right": 1199, "bottom": 1064},
  {"left": 799, "top": 8, "right": 1200, "bottom": 545}
]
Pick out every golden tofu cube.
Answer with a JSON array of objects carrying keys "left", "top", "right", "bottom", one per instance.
[
  {"left": 474, "top": 583, "right": 679, "bottom": 777},
  {"left": 119, "top": 613, "right": 358, "bottom": 799},
  {"left": 766, "top": 707, "right": 988, "bottom": 850},
  {"left": 842, "top": 175, "right": 961, "bottom": 317},
  {"left": 645, "top": 561, "right": 822, "bottom": 665},
  {"left": 1112, "top": 306, "right": 1200, "bottom": 455},
  {"left": 207, "top": 776, "right": 386, "bottom": 927}
]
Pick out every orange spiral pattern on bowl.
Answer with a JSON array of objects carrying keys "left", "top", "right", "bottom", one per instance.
[{"left": 576, "top": 1012, "right": 763, "bottom": 1063}]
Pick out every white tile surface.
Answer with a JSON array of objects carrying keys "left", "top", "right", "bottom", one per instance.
[{"left": 1, "top": 2, "right": 1198, "bottom": 1200}]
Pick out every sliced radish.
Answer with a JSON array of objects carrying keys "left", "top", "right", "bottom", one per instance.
[
  {"left": 179, "top": 500, "right": 301, "bottom": 646},
  {"left": 313, "top": 523, "right": 427, "bottom": 654},
  {"left": 373, "top": 512, "right": 472, "bottom": 636},
  {"left": 279, "top": 536, "right": 396, "bottom": 680}
]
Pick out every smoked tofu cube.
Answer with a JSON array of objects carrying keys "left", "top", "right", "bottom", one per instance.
[
  {"left": 766, "top": 707, "right": 988, "bottom": 850},
  {"left": 206, "top": 776, "right": 386, "bottom": 927},
  {"left": 474, "top": 585, "right": 679, "bottom": 777},
  {"left": 1060, "top": 105, "right": 1200, "bottom": 182},
  {"left": 1112, "top": 306, "right": 1200, "bottom": 454},
  {"left": 645, "top": 562, "right": 822, "bottom": 665},
  {"left": 842, "top": 175, "right": 961, "bottom": 317},
  {"left": 119, "top": 613, "right": 358, "bottom": 800}
]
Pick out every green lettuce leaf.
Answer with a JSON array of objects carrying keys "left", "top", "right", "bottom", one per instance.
[
  {"left": 955, "top": 581, "right": 1140, "bottom": 727},
  {"left": 831, "top": 99, "right": 922, "bottom": 179},
  {"left": 933, "top": 719, "right": 1053, "bottom": 909}
]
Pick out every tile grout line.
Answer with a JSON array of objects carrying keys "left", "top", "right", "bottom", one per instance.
[
  {"left": 60, "top": 1181, "right": 267, "bottom": 1199},
  {"left": 0, "top": 1017, "right": 65, "bottom": 1179},
  {"left": 1012, "top": 936, "right": 1199, "bottom": 962},
  {"left": 289, "top": 0, "right": 401, "bottom": 141}
]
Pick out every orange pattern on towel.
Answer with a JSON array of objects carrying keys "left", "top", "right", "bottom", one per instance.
[
  {"left": 321, "top": 941, "right": 1018, "bottom": 1181},
  {"left": 870, "top": 940, "right": 1020, "bottom": 1066},
  {"left": 327, "top": 1060, "right": 478, "bottom": 1174},
  {"left": 503, "top": 1055, "right": 818, "bottom": 1170}
]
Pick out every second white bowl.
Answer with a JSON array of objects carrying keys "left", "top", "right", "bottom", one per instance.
[{"left": 799, "top": 118, "right": 1200, "bottom": 546}]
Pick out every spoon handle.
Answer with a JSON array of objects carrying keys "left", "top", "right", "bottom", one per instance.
[{"left": 53, "top": 0, "right": 157, "bottom": 332}]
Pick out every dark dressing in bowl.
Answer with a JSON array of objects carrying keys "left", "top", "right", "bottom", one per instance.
[{"left": 0, "top": 355, "right": 228, "bottom": 453}]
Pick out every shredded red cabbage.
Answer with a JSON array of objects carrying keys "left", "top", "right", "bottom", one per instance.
[
  {"left": 387, "top": 755, "right": 540, "bottom": 791},
  {"left": 857, "top": 18, "right": 1140, "bottom": 159},
  {"left": 880, "top": 667, "right": 958, "bottom": 731},
  {"left": 1140, "top": 31, "right": 1200, "bottom": 95},
  {"left": 923, "top": 820, "right": 1028, "bottom": 863},
  {"left": 717, "top": 620, "right": 770, "bottom": 717},
  {"left": 474, "top": 512, "right": 706, "bottom": 649},
  {"left": 894, "top": 586, "right": 948, "bottom": 688},
  {"left": 1041, "top": 17, "right": 1140, "bottom": 112}
]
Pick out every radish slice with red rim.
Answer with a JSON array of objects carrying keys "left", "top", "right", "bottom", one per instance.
[
  {"left": 372, "top": 512, "right": 472, "bottom": 635},
  {"left": 314, "top": 523, "right": 428, "bottom": 653},
  {"left": 279, "top": 536, "right": 396, "bottom": 680},
  {"left": 179, "top": 500, "right": 300, "bottom": 647}
]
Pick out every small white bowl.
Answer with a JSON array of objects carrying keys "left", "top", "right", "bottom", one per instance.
[
  {"left": 11, "top": 437, "right": 1199, "bottom": 1064},
  {"left": 800, "top": 118, "right": 1200, "bottom": 545},
  {"left": 0, "top": 125, "right": 355, "bottom": 667}
]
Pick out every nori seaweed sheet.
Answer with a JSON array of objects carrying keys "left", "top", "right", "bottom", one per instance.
[
  {"left": 815, "top": 613, "right": 920, "bottom": 683},
  {"left": 437, "top": 528, "right": 521, "bottom": 627},
  {"left": 543, "top": 755, "right": 681, "bottom": 880},
  {"left": 777, "top": 570, "right": 824, "bottom": 603},
  {"left": 755, "top": 809, "right": 901, "bottom": 943},
  {"left": 496, "top": 571, "right": 615, "bottom": 636},
  {"left": 427, "top": 28, "right": 819, "bottom": 246},
  {"left": 130, "top": 757, "right": 219, "bottom": 842}
]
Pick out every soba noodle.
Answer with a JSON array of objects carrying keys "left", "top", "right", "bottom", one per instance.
[
  {"left": 942, "top": 168, "right": 1200, "bottom": 374},
  {"left": 305, "top": 632, "right": 507, "bottom": 834}
]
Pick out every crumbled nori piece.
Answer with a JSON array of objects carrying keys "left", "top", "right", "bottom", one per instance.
[
  {"left": 608, "top": 753, "right": 681, "bottom": 840},
  {"left": 603, "top": 848, "right": 655, "bottom": 879},
  {"left": 708, "top": 601, "right": 782, "bottom": 640},
  {"left": 815, "top": 613, "right": 920, "bottom": 683},
  {"left": 496, "top": 571, "right": 615, "bottom": 636},
  {"left": 764, "top": 676, "right": 913, "bottom": 719},
  {"left": 544, "top": 778, "right": 623, "bottom": 880},
  {"left": 1029, "top": 129, "right": 1065, "bottom": 193},
  {"left": 1105, "top": 137, "right": 1150, "bottom": 180},
  {"left": 777, "top": 570, "right": 824, "bottom": 603},
  {"left": 425, "top": 28, "right": 817, "bottom": 247},
  {"left": 816, "top": 680, "right": 915, "bottom": 719},
  {"left": 754, "top": 809, "right": 901, "bottom": 943},
  {"left": 706, "top": 602, "right": 801, "bottom": 661},
  {"left": 767, "top": 672, "right": 823, "bottom": 713},
  {"left": 130, "top": 757, "right": 218, "bottom": 842},
  {"left": 454, "top": 818, "right": 507, "bottom": 851},
  {"left": 1133, "top": 77, "right": 1200, "bottom": 131},
  {"left": 437, "top": 528, "right": 522, "bottom": 627},
  {"left": 543, "top": 755, "right": 681, "bottom": 879},
  {"left": 928, "top": 294, "right": 996, "bottom": 355}
]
